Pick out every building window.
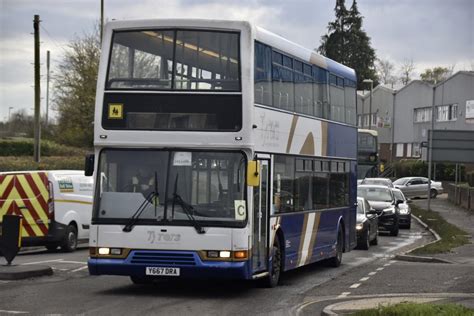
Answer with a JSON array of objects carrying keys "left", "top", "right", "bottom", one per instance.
[
  {"left": 436, "top": 104, "right": 458, "bottom": 122},
  {"left": 412, "top": 143, "right": 421, "bottom": 157},
  {"left": 406, "top": 144, "right": 412, "bottom": 157},
  {"left": 357, "top": 115, "right": 363, "bottom": 127},
  {"left": 363, "top": 114, "right": 370, "bottom": 127},
  {"left": 414, "top": 107, "right": 432, "bottom": 123},
  {"left": 396, "top": 143, "right": 404, "bottom": 157}
]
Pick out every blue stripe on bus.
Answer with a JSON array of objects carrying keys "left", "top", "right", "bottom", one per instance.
[{"left": 88, "top": 250, "right": 251, "bottom": 280}]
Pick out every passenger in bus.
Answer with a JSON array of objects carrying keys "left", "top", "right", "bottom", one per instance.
[{"left": 131, "top": 167, "right": 155, "bottom": 197}]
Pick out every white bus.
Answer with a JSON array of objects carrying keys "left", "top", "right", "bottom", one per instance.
[{"left": 87, "top": 19, "right": 358, "bottom": 287}]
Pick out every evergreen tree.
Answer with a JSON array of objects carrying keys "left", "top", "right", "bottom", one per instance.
[{"left": 319, "top": 0, "right": 378, "bottom": 89}]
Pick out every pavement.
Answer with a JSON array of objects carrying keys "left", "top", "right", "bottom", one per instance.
[{"left": 320, "top": 193, "right": 474, "bottom": 315}]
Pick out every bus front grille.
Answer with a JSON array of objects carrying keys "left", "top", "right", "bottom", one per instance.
[{"left": 130, "top": 251, "right": 196, "bottom": 266}]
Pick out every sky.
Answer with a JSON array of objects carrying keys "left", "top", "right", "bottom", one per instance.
[{"left": 0, "top": 0, "right": 473, "bottom": 122}]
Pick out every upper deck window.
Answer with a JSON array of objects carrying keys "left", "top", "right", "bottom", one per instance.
[{"left": 107, "top": 29, "right": 240, "bottom": 91}]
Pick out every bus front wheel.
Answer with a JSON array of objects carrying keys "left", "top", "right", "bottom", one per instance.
[{"left": 260, "top": 238, "right": 282, "bottom": 288}]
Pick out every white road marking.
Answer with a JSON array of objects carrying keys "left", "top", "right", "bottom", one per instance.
[
  {"left": 21, "top": 259, "right": 63, "bottom": 265},
  {"left": 337, "top": 292, "right": 351, "bottom": 298},
  {"left": 359, "top": 277, "right": 370, "bottom": 282},
  {"left": 70, "top": 265, "right": 88, "bottom": 273},
  {"left": 384, "top": 263, "right": 391, "bottom": 267},
  {"left": 59, "top": 260, "right": 88, "bottom": 265},
  {"left": 0, "top": 310, "right": 28, "bottom": 314},
  {"left": 349, "top": 283, "right": 361, "bottom": 289},
  {"left": 368, "top": 272, "right": 377, "bottom": 276},
  {"left": 376, "top": 267, "right": 384, "bottom": 271}
]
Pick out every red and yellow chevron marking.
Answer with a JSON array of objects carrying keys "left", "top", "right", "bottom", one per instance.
[{"left": 0, "top": 172, "right": 50, "bottom": 238}]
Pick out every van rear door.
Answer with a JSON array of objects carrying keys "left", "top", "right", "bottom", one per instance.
[{"left": 0, "top": 172, "right": 50, "bottom": 239}]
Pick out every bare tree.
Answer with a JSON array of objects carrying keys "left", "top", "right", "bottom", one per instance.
[
  {"left": 399, "top": 59, "right": 415, "bottom": 86},
  {"left": 376, "top": 58, "right": 396, "bottom": 86}
]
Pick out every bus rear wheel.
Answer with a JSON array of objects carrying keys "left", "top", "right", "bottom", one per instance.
[{"left": 327, "top": 227, "right": 343, "bottom": 267}]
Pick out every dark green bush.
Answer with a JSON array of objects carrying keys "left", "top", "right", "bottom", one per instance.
[
  {"left": 0, "top": 138, "right": 87, "bottom": 157},
  {"left": 394, "top": 160, "right": 465, "bottom": 181},
  {"left": 0, "top": 156, "right": 85, "bottom": 172},
  {"left": 467, "top": 171, "right": 474, "bottom": 187}
]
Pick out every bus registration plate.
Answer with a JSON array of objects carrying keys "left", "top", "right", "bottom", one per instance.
[{"left": 146, "top": 267, "right": 180, "bottom": 276}]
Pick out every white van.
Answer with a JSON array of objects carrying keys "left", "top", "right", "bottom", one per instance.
[{"left": 0, "top": 170, "right": 93, "bottom": 252}]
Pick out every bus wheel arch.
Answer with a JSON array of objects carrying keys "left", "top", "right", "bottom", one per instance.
[
  {"left": 260, "top": 228, "right": 285, "bottom": 288},
  {"left": 327, "top": 219, "right": 344, "bottom": 267}
]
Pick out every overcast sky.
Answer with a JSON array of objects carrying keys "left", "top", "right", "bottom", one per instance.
[{"left": 0, "top": 0, "right": 473, "bottom": 122}]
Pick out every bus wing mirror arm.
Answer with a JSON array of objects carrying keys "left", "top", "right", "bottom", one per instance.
[{"left": 84, "top": 154, "right": 95, "bottom": 177}]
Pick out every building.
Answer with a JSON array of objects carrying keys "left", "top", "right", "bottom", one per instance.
[
  {"left": 393, "top": 71, "right": 474, "bottom": 161},
  {"left": 357, "top": 71, "right": 474, "bottom": 163},
  {"left": 357, "top": 85, "right": 395, "bottom": 162}
]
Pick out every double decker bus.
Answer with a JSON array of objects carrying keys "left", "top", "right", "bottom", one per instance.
[
  {"left": 87, "top": 19, "right": 358, "bottom": 287},
  {"left": 357, "top": 129, "right": 379, "bottom": 179}
]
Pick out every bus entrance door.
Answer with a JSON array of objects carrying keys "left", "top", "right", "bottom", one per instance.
[{"left": 252, "top": 159, "right": 269, "bottom": 273}]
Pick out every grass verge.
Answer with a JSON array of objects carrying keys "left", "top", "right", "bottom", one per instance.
[
  {"left": 352, "top": 302, "right": 474, "bottom": 316},
  {"left": 410, "top": 204, "right": 470, "bottom": 255}
]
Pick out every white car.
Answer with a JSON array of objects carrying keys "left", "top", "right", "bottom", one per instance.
[
  {"left": 0, "top": 170, "right": 93, "bottom": 251},
  {"left": 393, "top": 177, "right": 443, "bottom": 199}
]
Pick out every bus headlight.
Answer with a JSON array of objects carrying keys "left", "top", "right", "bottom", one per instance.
[
  {"left": 98, "top": 247, "right": 110, "bottom": 255},
  {"left": 219, "top": 251, "right": 231, "bottom": 258}
]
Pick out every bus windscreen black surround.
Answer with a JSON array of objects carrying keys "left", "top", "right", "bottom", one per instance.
[{"left": 102, "top": 93, "right": 242, "bottom": 131}]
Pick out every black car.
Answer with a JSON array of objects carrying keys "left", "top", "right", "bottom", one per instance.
[
  {"left": 356, "top": 197, "right": 379, "bottom": 249},
  {"left": 357, "top": 185, "right": 404, "bottom": 236}
]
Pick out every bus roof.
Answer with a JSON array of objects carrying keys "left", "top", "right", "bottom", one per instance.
[
  {"left": 103, "top": 19, "right": 356, "bottom": 83},
  {"left": 358, "top": 129, "right": 378, "bottom": 137}
]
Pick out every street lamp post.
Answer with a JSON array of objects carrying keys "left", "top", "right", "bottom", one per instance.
[
  {"left": 8, "top": 107, "right": 14, "bottom": 121},
  {"left": 363, "top": 79, "right": 374, "bottom": 129}
]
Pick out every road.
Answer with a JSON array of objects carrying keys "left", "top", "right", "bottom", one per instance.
[{"left": 0, "top": 222, "right": 432, "bottom": 315}]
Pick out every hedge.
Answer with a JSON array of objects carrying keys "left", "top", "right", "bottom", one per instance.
[
  {"left": 394, "top": 160, "right": 465, "bottom": 181},
  {"left": 467, "top": 171, "right": 474, "bottom": 187},
  {"left": 0, "top": 138, "right": 87, "bottom": 157},
  {"left": 0, "top": 156, "right": 85, "bottom": 172}
]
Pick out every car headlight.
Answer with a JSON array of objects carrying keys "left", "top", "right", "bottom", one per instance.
[
  {"left": 356, "top": 223, "right": 363, "bottom": 230},
  {"left": 382, "top": 208, "right": 395, "bottom": 215},
  {"left": 399, "top": 209, "right": 409, "bottom": 214}
]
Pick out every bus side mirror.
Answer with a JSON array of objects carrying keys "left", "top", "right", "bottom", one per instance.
[
  {"left": 84, "top": 154, "right": 95, "bottom": 177},
  {"left": 247, "top": 161, "right": 260, "bottom": 187}
]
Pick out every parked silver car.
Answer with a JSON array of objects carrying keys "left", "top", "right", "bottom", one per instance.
[
  {"left": 393, "top": 177, "right": 443, "bottom": 199},
  {"left": 360, "top": 177, "right": 394, "bottom": 188}
]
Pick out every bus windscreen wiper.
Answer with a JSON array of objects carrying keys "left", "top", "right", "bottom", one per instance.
[
  {"left": 123, "top": 191, "right": 158, "bottom": 232},
  {"left": 171, "top": 174, "right": 205, "bottom": 234}
]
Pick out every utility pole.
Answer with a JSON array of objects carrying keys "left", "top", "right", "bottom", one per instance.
[
  {"left": 46, "top": 50, "right": 50, "bottom": 125},
  {"left": 33, "top": 14, "right": 41, "bottom": 163},
  {"left": 100, "top": 0, "right": 104, "bottom": 44},
  {"left": 427, "top": 84, "right": 436, "bottom": 212}
]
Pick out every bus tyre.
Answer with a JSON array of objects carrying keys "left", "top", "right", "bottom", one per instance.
[
  {"left": 328, "top": 227, "right": 343, "bottom": 267},
  {"left": 261, "top": 238, "right": 282, "bottom": 288},
  {"left": 61, "top": 224, "right": 78, "bottom": 252}
]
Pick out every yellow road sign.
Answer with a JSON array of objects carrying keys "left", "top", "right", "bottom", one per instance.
[{"left": 108, "top": 104, "right": 123, "bottom": 119}]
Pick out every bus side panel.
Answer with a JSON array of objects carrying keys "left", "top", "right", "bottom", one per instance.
[
  {"left": 327, "top": 123, "right": 357, "bottom": 160},
  {"left": 277, "top": 214, "right": 305, "bottom": 271}
]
